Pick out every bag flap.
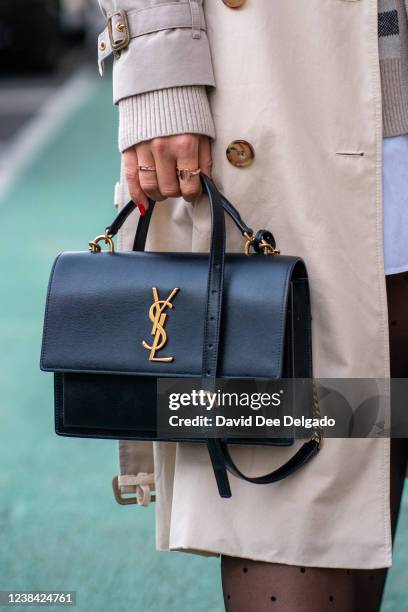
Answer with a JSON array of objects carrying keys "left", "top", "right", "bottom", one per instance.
[{"left": 40, "top": 251, "right": 307, "bottom": 379}]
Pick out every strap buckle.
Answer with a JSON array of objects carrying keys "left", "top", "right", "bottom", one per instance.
[{"left": 107, "top": 10, "right": 130, "bottom": 52}]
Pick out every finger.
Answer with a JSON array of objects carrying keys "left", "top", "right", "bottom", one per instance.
[
  {"left": 198, "top": 136, "right": 213, "bottom": 178},
  {"left": 136, "top": 141, "right": 163, "bottom": 202},
  {"left": 175, "top": 135, "right": 201, "bottom": 203},
  {"left": 122, "top": 147, "right": 148, "bottom": 214},
  {"left": 151, "top": 139, "right": 181, "bottom": 200}
]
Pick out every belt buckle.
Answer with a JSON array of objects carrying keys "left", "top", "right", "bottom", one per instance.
[
  {"left": 112, "top": 475, "right": 137, "bottom": 505},
  {"left": 107, "top": 10, "right": 130, "bottom": 52},
  {"left": 112, "top": 475, "right": 156, "bottom": 505}
]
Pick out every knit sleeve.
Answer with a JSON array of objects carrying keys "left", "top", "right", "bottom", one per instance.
[{"left": 118, "top": 85, "right": 215, "bottom": 152}]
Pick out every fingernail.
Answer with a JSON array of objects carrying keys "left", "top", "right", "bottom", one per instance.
[{"left": 137, "top": 203, "right": 146, "bottom": 216}]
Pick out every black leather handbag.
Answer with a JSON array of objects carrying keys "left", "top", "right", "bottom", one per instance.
[{"left": 40, "top": 174, "right": 321, "bottom": 498}]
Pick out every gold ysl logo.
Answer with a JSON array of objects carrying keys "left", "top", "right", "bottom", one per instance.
[{"left": 142, "top": 287, "right": 180, "bottom": 362}]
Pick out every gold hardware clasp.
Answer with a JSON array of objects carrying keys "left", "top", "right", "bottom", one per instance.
[
  {"left": 259, "top": 239, "right": 281, "bottom": 256},
  {"left": 243, "top": 232, "right": 281, "bottom": 256},
  {"left": 243, "top": 231, "right": 256, "bottom": 255},
  {"left": 89, "top": 229, "right": 115, "bottom": 254}
]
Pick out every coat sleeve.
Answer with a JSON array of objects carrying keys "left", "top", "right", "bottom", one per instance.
[
  {"left": 98, "top": 0, "right": 216, "bottom": 103},
  {"left": 98, "top": 1, "right": 216, "bottom": 149}
]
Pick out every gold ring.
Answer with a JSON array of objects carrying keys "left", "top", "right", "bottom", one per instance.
[
  {"left": 176, "top": 168, "right": 201, "bottom": 181},
  {"left": 136, "top": 165, "right": 156, "bottom": 172}
]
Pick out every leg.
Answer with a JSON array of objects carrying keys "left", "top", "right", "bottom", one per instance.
[{"left": 221, "top": 556, "right": 356, "bottom": 612}]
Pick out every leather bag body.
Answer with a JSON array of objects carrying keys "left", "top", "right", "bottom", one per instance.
[{"left": 41, "top": 176, "right": 319, "bottom": 498}]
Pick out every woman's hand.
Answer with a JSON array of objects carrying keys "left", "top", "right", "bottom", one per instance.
[{"left": 123, "top": 134, "right": 212, "bottom": 215}]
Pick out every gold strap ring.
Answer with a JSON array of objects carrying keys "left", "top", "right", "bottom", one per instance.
[{"left": 89, "top": 229, "right": 115, "bottom": 254}]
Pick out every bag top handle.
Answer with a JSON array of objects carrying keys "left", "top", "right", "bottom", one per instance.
[{"left": 101, "top": 174, "right": 277, "bottom": 255}]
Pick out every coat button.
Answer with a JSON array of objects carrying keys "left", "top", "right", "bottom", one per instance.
[
  {"left": 226, "top": 140, "right": 255, "bottom": 167},
  {"left": 222, "top": 0, "right": 246, "bottom": 7}
]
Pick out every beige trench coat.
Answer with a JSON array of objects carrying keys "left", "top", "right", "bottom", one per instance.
[{"left": 110, "top": 0, "right": 391, "bottom": 569}]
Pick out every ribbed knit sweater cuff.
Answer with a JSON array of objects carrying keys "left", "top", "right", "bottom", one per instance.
[
  {"left": 381, "top": 58, "right": 408, "bottom": 137},
  {"left": 118, "top": 86, "right": 215, "bottom": 152}
]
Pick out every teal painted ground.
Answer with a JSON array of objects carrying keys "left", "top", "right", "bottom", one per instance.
[{"left": 0, "top": 76, "right": 406, "bottom": 612}]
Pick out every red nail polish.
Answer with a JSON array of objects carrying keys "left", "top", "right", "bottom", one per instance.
[{"left": 138, "top": 203, "right": 146, "bottom": 216}]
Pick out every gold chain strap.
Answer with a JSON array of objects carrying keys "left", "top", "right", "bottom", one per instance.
[{"left": 311, "top": 379, "right": 323, "bottom": 447}]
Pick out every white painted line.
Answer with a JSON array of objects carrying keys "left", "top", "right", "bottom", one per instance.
[{"left": 0, "top": 67, "right": 99, "bottom": 201}]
